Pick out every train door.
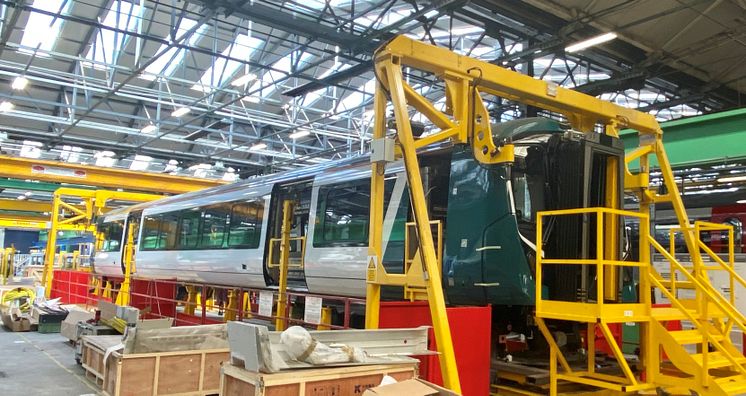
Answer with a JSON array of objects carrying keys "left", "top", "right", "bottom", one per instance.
[
  {"left": 263, "top": 178, "right": 314, "bottom": 289},
  {"left": 120, "top": 210, "right": 142, "bottom": 274}
]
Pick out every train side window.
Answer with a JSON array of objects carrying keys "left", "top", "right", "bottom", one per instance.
[
  {"left": 141, "top": 215, "right": 161, "bottom": 250},
  {"left": 158, "top": 212, "right": 179, "bottom": 250},
  {"left": 315, "top": 181, "right": 370, "bottom": 246},
  {"left": 178, "top": 209, "right": 201, "bottom": 249},
  {"left": 100, "top": 221, "right": 124, "bottom": 252},
  {"left": 313, "top": 178, "right": 399, "bottom": 247},
  {"left": 199, "top": 204, "right": 231, "bottom": 249},
  {"left": 228, "top": 201, "right": 263, "bottom": 248}
]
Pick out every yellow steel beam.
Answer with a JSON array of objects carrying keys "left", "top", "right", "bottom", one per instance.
[
  {"left": 0, "top": 199, "right": 53, "bottom": 213},
  {"left": 0, "top": 155, "right": 226, "bottom": 194},
  {"left": 375, "top": 36, "right": 661, "bottom": 136},
  {"left": 0, "top": 215, "right": 84, "bottom": 230}
]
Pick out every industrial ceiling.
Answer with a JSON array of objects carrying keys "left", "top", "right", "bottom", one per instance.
[{"left": 0, "top": 0, "right": 744, "bottom": 183}]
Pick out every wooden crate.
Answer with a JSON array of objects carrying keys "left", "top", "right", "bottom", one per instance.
[
  {"left": 81, "top": 335, "right": 122, "bottom": 387},
  {"left": 220, "top": 362, "right": 418, "bottom": 396},
  {"left": 103, "top": 348, "right": 230, "bottom": 396}
]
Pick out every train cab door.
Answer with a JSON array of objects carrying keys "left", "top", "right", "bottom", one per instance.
[
  {"left": 120, "top": 210, "right": 142, "bottom": 274},
  {"left": 263, "top": 178, "right": 314, "bottom": 289}
]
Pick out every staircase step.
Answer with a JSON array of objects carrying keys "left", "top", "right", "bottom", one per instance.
[
  {"left": 669, "top": 329, "right": 725, "bottom": 345},
  {"left": 651, "top": 307, "right": 696, "bottom": 321},
  {"left": 691, "top": 351, "right": 746, "bottom": 369},
  {"left": 659, "top": 280, "right": 696, "bottom": 289},
  {"left": 715, "top": 375, "right": 746, "bottom": 395}
]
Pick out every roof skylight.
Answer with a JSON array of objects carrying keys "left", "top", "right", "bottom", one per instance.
[
  {"left": 192, "top": 34, "right": 263, "bottom": 92},
  {"left": 301, "top": 63, "right": 352, "bottom": 107},
  {"left": 86, "top": 1, "right": 143, "bottom": 69},
  {"left": 19, "top": 0, "right": 72, "bottom": 56},
  {"left": 249, "top": 51, "right": 313, "bottom": 98},
  {"left": 334, "top": 78, "right": 376, "bottom": 115},
  {"left": 142, "top": 18, "right": 206, "bottom": 80}
]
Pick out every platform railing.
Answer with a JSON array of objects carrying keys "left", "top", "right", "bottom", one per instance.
[
  {"left": 267, "top": 236, "right": 306, "bottom": 269},
  {"left": 535, "top": 207, "right": 653, "bottom": 393}
]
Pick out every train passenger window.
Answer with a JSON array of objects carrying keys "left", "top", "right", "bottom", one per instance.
[
  {"left": 178, "top": 209, "right": 201, "bottom": 249},
  {"left": 316, "top": 181, "right": 371, "bottom": 246},
  {"left": 141, "top": 215, "right": 161, "bottom": 250},
  {"left": 228, "top": 201, "right": 263, "bottom": 248},
  {"left": 99, "top": 221, "right": 124, "bottom": 252},
  {"left": 158, "top": 213, "right": 179, "bottom": 250},
  {"left": 199, "top": 204, "right": 231, "bottom": 249}
]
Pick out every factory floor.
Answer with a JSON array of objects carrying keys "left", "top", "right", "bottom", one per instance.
[{"left": 0, "top": 326, "right": 100, "bottom": 396}]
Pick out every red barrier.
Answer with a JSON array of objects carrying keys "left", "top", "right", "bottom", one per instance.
[
  {"left": 379, "top": 301, "right": 492, "bottom": 396},
  {"left": 50, "top": 270, "right": 99, "bottom": 306}
]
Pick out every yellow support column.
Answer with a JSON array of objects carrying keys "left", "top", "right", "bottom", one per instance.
[
  {"left": 275, "top": 200, "right": 295, "bottom": 332},
  {"left": 225, "top": 289, "right": 238, "bottom": 321},
  {"left": 378, "top": 58, "right": 461, "bottom": 394},
  {"left": 115, "top": 223, "right": 135, "bottom": 306},
  {"left": 365, "top": 85, "right": 387, "bottom": 330}
]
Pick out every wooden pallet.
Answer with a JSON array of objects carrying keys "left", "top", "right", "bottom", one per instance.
[{"left": 220, "top": 362, "right": 418, "bottom": 396}]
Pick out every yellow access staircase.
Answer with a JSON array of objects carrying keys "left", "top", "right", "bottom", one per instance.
[
  {"left": 647, "top": 221, "right": 746, "bottom": 396},
  {"left": 536, "top": 210, "right": 746, "bottom": 395}
]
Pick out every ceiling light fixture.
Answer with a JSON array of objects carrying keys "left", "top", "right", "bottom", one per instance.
[
  {"left": 565, "top": 32, "right": 618, "bottom": 53},
  {"left": 717, "top": 175, "right": 746, "bottom": 183},
  {"left": 250, "top": 143, "right": 267, "bottom": 151},
  {"left": 171, "top": 107, "right": 191, "bottom": 117},
  {"left": 141, "top": 124, "right": 158, "bottom": 134},
  {"left": 737, "top": 199, "right": 746, "bottom": 204},
  {"left": 289, "top": 129, "right": 310, "bottom": 139},
  {"left": 0, "top": 101, "right": 14, "bottom": 112},
  {"left": 12, "top": 76, "right": 29, "bottom": 90},
  {"left": 231, "top": 73, "right": 257, "bottom": 87}
]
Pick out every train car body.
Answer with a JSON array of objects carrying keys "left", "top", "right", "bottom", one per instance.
[{"left": 93, "top": 117, "right": 626, "bottom": 308}]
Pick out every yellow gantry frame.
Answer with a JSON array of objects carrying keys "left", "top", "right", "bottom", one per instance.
[
  {"left": 41, "top": 188, "right": 163, "bottom": 298},
  {"left": 366, "top": 35, "right": 705, "bottom": 394},
  {"left": 0, "top": 155, "right": 225, "bottom": 194}
]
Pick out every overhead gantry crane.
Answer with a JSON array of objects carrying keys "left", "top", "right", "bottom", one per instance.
[
  {"left": 366, "top": 35, "right": 746, "bottom": 395},
  {"left": 0, "top": 155, "right": 225, "bottom": 194}
]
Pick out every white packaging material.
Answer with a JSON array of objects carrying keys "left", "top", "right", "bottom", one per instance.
[{"left": 279, "top": 326, "right": 367, "bottom": 365}]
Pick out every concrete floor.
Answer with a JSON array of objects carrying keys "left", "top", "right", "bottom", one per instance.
[{"left": 0, "top": 326, "right": 101, "bottom": 396}]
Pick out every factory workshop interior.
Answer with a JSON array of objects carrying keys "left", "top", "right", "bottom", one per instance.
[{"left": 2, "top": 1, "right": 746, "bottom": 395}]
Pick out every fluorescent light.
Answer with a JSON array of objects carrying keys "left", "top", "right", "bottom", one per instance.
[
  {"left": 12, "top": 76, "right": 28, "bottom": 90},
  {"left": 231, "top": 73, "right": 257, "bottom": 87},
  {"left": 289, "top": 129, "right": 311, "bottom": 139},
  {"left": 242, "top": 96, "right": 261, "bottom": 103},
  {"left": 565, "top": 32, "right": 618, "bottom": 53},
  {"left": 250, "top": 143, "right": 267, "bottom": 151},
  {"left": 737, "top": 199, "right": 746, "bottom": 204},
  {"left": 717, "top": 175, "right": 746, "bottom": 183},
  {"left": 0, "top": 101, "right": 14, "bottom": 112},
  {"left": 141, "top": 124, "right": 158, "bottom": 134},
  {"left": 171, "top": 107, "right": 191, "bottom": 117}
]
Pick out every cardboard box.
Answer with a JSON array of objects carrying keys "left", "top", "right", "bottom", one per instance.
[
  {"left": 61, "top": 310, "right": 95, "bottom": 341},
  {"left": 1, "top": 307, "right": 33, "bottom": 332},
  {"left": 363, "top": 379, "right": 460, "bottom": 396}
]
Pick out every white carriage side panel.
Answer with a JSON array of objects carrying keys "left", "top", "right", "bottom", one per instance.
[
  {"left": 304, "top": 166, "right": 406, "bottom": 297},
  {"left": 134, "top": 189, "right": 271, "bottom": 289}
]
